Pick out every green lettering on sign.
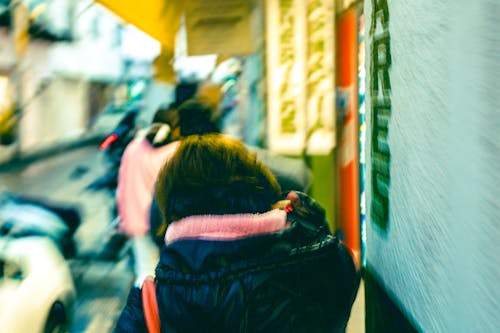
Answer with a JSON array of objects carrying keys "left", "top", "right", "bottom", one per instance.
[{"left": 370, "top": 0, "right": 391, "bottom": 231}]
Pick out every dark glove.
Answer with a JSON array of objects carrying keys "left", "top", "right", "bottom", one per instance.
[{"left": 284, "top": 191, "right": 329, "bottom": 234}]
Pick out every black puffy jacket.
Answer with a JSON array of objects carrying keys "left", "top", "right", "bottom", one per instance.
[{"left": 115, "top": 194, "right": 360, "bottom": 333}]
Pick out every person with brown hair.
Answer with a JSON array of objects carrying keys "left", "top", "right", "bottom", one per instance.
[{"left": 114, "top": 134, "right": 360, "bottom": 332}]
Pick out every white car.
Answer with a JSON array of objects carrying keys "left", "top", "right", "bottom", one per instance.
[{"left": 0, "top": 236, "right": 76, "bottom": 333}]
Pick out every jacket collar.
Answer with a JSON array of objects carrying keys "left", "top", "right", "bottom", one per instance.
[{"left": 164, "top": 209, "right": 289, "bottom": 245}]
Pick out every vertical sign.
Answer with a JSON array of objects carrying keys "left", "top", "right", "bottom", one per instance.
[
  {"left": 267, "top": 0, "right": 335, "bottom": 154},
  {"left": 305, "top": 0, "right": 335, "bottom": 154},
  {"left": 369, "top": 0, "right": 391, "bottom": 231},
  {"left": 266, "top": 0, "right": 307, "bottom": 154}
]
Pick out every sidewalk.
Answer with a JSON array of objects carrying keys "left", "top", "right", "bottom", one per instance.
[{"left": 347, "top": 280, "right": 365, "bottom": 333}]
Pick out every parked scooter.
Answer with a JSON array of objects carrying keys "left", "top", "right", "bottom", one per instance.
[
  {"left": 0, "top": 191, "right": 81, "bottom": 258},
  {"left": 0, "top": 191, "right": 80, "bottom": 332}
]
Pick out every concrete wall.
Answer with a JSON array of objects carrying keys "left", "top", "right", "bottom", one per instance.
[
  {"left": 21, "top": 74, "right": 89, "bottom": 151},
  {"left": 364, "top": 0, "right": 499, "bottom": 332}
]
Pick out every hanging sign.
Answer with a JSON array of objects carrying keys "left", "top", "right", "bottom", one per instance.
[
  {"left": 266, "top": 0, "right": 335, "bottom": 155},
  {"left": 304, "top": 0, "right": 336, "bottom": 154},
  {"left": 266, "top": 0, "right": 307, "bottom": 154},
  {"left": 185, "top": 0, "right": 256, "bottom": 56}
]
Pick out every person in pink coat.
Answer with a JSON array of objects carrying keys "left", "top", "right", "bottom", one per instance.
[
  {"left": 116, "top": 99, "right": 219, "bottom": 285},
  {"left": 117, "top": 139, "right": 179, "bottom": 237}
]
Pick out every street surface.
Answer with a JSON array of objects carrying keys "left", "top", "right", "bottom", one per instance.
[{"left": 0, "top": 146, "right": 134, "bottom": 332}]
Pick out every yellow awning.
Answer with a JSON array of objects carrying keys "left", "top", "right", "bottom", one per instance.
[
  {"left": 95, "top": 0, "right": 183, "bottom": 51},
  {"left": 95, "top": 0, "right": 184, "bottom": 83}
]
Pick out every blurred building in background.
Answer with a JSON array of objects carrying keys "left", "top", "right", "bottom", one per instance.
[{"left": 0, "top": 0, "right": 164, "bottom": 163}]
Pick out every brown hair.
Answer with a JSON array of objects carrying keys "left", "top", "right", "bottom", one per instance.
[{"left": 154, "top": 134, "right": 281, "bottom": 229}]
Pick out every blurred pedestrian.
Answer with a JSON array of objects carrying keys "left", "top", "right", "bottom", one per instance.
[
  {"left": 114, "top": 134, "right": 360, "bottom": 332},
  {"left": 116, "top": 99, "right": 219, "bottom": 286}
]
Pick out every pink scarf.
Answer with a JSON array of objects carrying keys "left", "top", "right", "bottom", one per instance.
[{"left": 165, "top": 209, "right": 289, "bottom": 245}]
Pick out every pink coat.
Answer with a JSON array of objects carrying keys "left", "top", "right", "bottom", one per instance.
[{"left": 116, "top": 138, "right": 180, "bottom": 236}]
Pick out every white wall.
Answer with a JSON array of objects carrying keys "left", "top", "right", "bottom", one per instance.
[
  {"left": 21, "top": 75, "right": 88, "bottom": 150},
  {"left": 364, "top": 0, "right": 499, "bottom": 332},
  {"left": 12, "top": 38, "right": 121, "bottom": 151}
]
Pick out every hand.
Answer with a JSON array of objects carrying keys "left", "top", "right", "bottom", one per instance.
[
  {"left": 285, "top": 191, "right": 325, "bottom": 222},
  {"left": 284, "top": 191, "right": 328, "bottom": 231}
]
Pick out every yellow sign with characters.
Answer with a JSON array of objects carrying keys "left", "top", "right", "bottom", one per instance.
[{"left": 266, "top": 0, "right": 335, "bottom": 155}]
